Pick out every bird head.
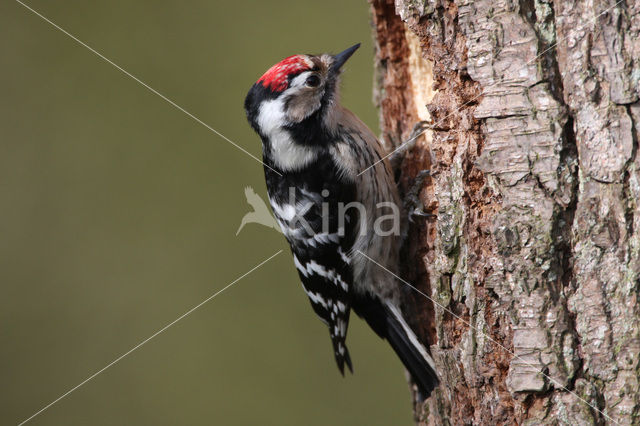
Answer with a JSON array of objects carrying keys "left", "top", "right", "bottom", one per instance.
[{"left": 244, "top": 44, "right": 360, "bottom": 138}]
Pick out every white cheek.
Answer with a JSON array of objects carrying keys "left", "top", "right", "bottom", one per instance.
[
  {"left": 257, "top": 98, "right": 319, "bottom": 171},
  {"left": 257, "top": 98, "right": 287, "bottom": 135}
]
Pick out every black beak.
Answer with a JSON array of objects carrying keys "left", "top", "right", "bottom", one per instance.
[{"left": 331, "top": 43, "right": 360, "bottom": 74}]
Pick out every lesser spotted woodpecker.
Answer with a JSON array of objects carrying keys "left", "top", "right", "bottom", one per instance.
[{"left": 244, "top": 44, "right": 439, "bottom": 397}]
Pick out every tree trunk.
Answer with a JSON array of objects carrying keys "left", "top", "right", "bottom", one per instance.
[{"left": 369, "top": 0, "right": 640, "bottom": 424}]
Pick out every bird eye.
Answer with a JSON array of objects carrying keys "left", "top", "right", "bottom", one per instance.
[{"left": 306, "top": 75, "right": 321, "bottom": 87}]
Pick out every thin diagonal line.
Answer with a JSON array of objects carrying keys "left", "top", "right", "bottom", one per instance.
[
  {"left": 18, "top": 250, "right": 283, "bottom": 426},
  {"left": 358, "top": 0, "right": 624, "bottom": 176},
  {"left": 356, "top": 250, "right": 619, "bottom": 425},
  {"left": 15, "top": 0, "right": 282, "bottom": 177}
]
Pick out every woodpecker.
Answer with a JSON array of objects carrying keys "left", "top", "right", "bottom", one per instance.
[{"left": 244, "top": 44, "right": 439, "bottom": 397}]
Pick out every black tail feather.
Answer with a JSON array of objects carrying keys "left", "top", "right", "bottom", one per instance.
[
  {"left": 384, "top": 303, "right": 439, "bottom": 398},
  {"left": 353, "top": 295, "right": 439, "bottom": 398},
  {"left": 332, "top": 339, "right": 353, "bottom": 375}
]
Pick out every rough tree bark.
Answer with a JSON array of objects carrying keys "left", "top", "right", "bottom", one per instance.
[{"left": 369, "top": 0, "right": 640, "bottom": 424}]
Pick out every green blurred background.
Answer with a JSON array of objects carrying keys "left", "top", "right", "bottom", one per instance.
[{"left": 2, "top": 1, "right": 414, "bottom": 424}]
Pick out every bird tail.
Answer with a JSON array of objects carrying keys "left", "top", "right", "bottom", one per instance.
[{"left": 383, "top": 301, "right": 439, "bottom": 399}]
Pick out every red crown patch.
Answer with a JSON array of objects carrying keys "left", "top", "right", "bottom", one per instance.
[{"left": 258, "top": 55, "right": 312, "bottom": 92}]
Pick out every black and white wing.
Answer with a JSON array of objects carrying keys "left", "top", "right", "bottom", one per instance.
[{"left": 268, "top": 175, "right": 358, "bottom": 374}]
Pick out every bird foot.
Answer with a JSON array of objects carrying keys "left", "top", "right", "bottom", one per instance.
[
  {"left": 389, "top": 119, "right": 443, "bottom": 173},
  {"left": 405, "top": 169, "right": 436, "bottom": 223}
]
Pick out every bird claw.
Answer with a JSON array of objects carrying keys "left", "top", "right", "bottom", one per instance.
[
  {"left": 405, "top": 169, "right": 436, "bottom": 223},
  {"left": 408, "top": 119, "right": 447, "bottom": 142},
  {"left": 390, "top": 119, "right": 445, "bottom": 173},
  {"left": 411, "top": 207, "right": 436, "bottom": 220},
  {"left": 409, "top": 120, "right": 432, "bottom": 140}
]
